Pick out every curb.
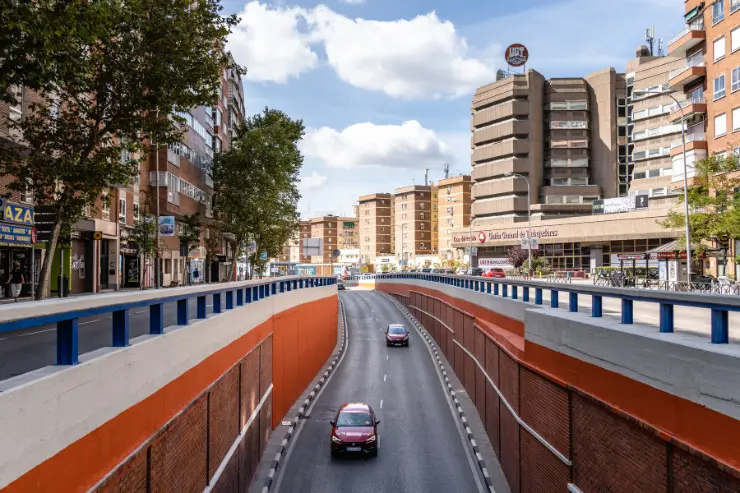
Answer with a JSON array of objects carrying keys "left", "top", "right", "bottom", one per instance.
[
  {"left": 260, "top": 297, "right": 349, "bottom": 493},
  {"left": 377, "top": 291, "right": 495, "bottom": 493}
]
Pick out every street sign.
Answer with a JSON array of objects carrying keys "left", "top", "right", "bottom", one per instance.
[
  {"left": 260, "top": 251, "right": 268, "bottom": 261},
  {"left": 93, "top": 231, "right": 103, "bottom": 240},
  {"left": 471, "top": 247, "right": 478, "bottom": 256},
  {"left": 521, "top": 237, "right": 539, "bottom": 250},
  {"left": 31, "top": 226, "right": 37, "bottom": 244},
  {"left": 332, "top": 249, "right": 340, "bottom": 258}
]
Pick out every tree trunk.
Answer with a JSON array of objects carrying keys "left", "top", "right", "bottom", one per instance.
[
  {"left": 36, "top": 202, "right": 65, "bottom": 300},
  {"left": 229, "top": 241, "right": 239, "bottom": 281}
]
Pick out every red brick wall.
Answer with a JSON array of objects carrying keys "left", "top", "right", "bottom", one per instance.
[{"left": 385, "top": 286, "right": 740, "bottom": 493}]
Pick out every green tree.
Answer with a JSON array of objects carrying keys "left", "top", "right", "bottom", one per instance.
[
  {"left": 661, "top": 153, "right": 740, "bottom": 255},
  {"left": 0, "top": 0, "right": 239, "bottom": 298},
  {"left": 212, "top": 108, "right": 304, "bottom": 280},
  {"left": 522, "top": 256, "right": 551, "bottom": 276},
  {"left": 179, "top": 213, "right": 202, "bottom": 285}
]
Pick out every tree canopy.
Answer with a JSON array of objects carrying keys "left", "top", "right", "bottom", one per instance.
[
  {"left": 0, "top": 0, "right": 240, "bottom": 298},
  {"left": 661, "top": 153, "right": 740, "bottom": 255},
  {"left": 212, "top": 108, "right": 304, "bottom": 278}
]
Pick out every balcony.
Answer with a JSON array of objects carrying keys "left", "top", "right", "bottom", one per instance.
[
  {"left": 472, "top": 197, "right": 529, "bottom": 216},
  {"left": 472, "top": 100, "right": 529, "bottom": 128},
  {"left": 471, "top": 120, "right": 529, "bottom": 146},
  {"left": 545, "top": 157, "right": 589, "bottom": 168},
  {"left": 471, "top": 157, "right": 529, "bottom": 181},
  {"left": 667, "top": 19, "right": 705, "bottom": 57},
  {"left": 668, "top": 96, "right": 707, "bottom": 124},
  {"left": 669, "top": 128, "right": 707, "bottom": 157},
  {"left": 669, "top": 54, "right": 705, "bottom": 90},
  {"left": 549, "top": 139, "right": 588, "bottom": 149},
  {"left": 472, "top": 178, "right": 528, "bottom": 200},
  {"left": 472, "top": 138, "right": 529, "bottom": 164}
]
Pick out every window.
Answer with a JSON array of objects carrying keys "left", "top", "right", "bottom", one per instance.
[
  {"left": 734, "top": 107, "right": 740, "bottom": 131},
  {"left": 714, "top": 0, "right": 725, "bottom": 24},
  {"left": 715, "top": 74, "right": 727, "bottom": 99},
  {"left": 733, "top": 68, "right": 740, "bottom": 92},
  {"left": 102, "top": 192, "right": 110, "bottom": 220},
  {"left": 133, "top": 203, "right": 140, "bottom": 221},
  {"left": 715, "top": 36, "right": 726, "bottom": 61},
  {"left": 733, "top": 0, "right": 740, "bottom": 13},
  {"left": 119, "top": 198, "right": 126, "bottom": 224},
  {"left": 715, "top": 113, "right": 727, "bottom": 137},
  {"left": 8, "top": 85, "right": 22, "bottom": 121},
  {"left": 20, "top": 178, "right": 33, "bottom": 205}
]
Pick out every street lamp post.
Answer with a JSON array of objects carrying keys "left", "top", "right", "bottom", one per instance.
[
  {"left": 633, "top": 90, "right": 691, "bottom": 285},
  {"left": 504, "top": 172, "right": 532, "bottom": 279}
]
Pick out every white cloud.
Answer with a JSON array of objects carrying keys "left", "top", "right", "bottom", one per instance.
[
  {"left": 301, "top": 120, "right": 454, "bottom": 170},
  {"left": 228, "top": 2, "right": 318, "bottom": 83},
  {"left": 300, "top": 171, "right": 328, "bottom": 191},
  {"left": 228, "top": 2, "right": 495, "bottom": 98}
]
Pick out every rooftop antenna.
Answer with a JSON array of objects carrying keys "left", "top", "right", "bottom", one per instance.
[
  {"left": 444, "top": 163, "right": 450, "bottom": 179},
  {"left": 645, "top": 25, "right": 655, "bottom": 56},
  {"left": 657, "top": 38, "right": 664, "bottom": 56}
]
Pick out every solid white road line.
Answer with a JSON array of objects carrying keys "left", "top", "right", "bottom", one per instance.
[
  {"left": 18, "top": 328, "right": 56, "bottom": 337},
  {"left": 79, "top": 319, "right": 102, "bottom": 325}
]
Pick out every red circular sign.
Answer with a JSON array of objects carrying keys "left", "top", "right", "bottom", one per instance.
[
  {"left": 505, "top": 44, "right": 529, "bottom": 67},
  {"left": 31, "top": 226, "right": 37, "bottom": 244},
  {"left": 478, "top": 232, "right": 486, "bottom": 243}
]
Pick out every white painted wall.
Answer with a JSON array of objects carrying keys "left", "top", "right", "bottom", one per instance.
[{"left": 0, "top": 283, "right": 335, "bottom": 490}]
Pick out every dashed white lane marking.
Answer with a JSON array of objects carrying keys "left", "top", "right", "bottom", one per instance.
[
  {"left": 0, "top": 337, "right": 7, "bottom": 341},
  {"left": 18, "top": 328, "right": 56, "bottom": 337},
  {"left": 384, "top": 374, "right": 387, "bottom": 382},
  {"left": 135, "top": 309, "right": 148, "bottom": 314},
  {"left": 386, "top": 354, "right": 389, "bottom": 361},
  {"left": 79, "top": 319, "right": 102, "bottom": 325},
  {"left": 380, "top": 399, "right": 384, "bottom": 409}
]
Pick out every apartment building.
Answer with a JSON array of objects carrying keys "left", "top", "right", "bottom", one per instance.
[
  {"left": 437, "top": 175, "right": 473, "bottom": 260},
  {"left": 394, "top": 185, "right": 433, "bottom": 265},
  {"left": 470, "top": 68, "right": 625, "bottom": 229},
  {"left": 358, "top": 193, "right": 394, "bottom": 263},
  {"left": 310, "top": 216, "right": 339, "bottom": 263},
  {"left": 431, "top": 184, "right": 439, "bottom": 254},
  {"left": 625, "top": 51, "right": 686, "bottom": 204},
  {"left": 299, "top": 220, "right": 312, "bottom": 262}
]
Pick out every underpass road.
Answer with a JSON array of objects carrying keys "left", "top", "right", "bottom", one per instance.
[{"left": 275, "top": 290, "right": 484, "bottom": 493}]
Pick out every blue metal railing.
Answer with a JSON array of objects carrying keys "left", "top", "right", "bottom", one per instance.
[
  {"left": 375, "top": 273, "right": 738, "bottom": 344},
  {"left": 0, "top": 276, "right": 336, "bottom": 368}
]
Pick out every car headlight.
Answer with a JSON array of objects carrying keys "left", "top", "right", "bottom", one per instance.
[
  {"left": 403, "top": 334, "right": 409, "bottom": 339},
  {"left": 332, "top": 435, "right": 342, "bottom": 443},
  {"left": 365, "top": 435, "right": 376, "bottom": 443}
]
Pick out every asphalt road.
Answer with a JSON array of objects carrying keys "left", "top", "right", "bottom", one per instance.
[
  {"left": 0, "top": 298, "right": 217, "bottom": 381},
  {"left": 274, "top": 290, "right": 484, "bottom": 493}
]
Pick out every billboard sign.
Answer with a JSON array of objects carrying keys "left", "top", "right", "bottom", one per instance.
[
  {"left": 159, "top": 216, "right": 175, "bottom": 236},
  {"left": 0, "top": 199, "right": 34, "bottom": 226},
  {"left": 302, "top": 237, "right": 323, "bottom": 257},
  {"left": 592, "top": 196, "right": 649, "bottom": 215},
  {"left": 505, "top": 44, "right": 529, "bottom": 67},
  {"left": 0, "top": 223, "right": 33, "bottom": 247}
]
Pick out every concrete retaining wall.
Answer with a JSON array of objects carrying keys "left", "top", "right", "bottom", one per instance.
[
  {"left": 377, "top": 278, "right": 740, "bottom": 493},
  {"left": 0, "top": 285, "right": 338, "bottom": 493}
]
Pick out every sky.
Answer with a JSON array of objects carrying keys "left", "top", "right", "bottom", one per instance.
[{"left": 224, "top": 0, "right": 685, "bottom": 218}]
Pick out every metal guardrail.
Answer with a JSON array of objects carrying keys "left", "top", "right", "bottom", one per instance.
[
  {"left": 0, "top": 276, "right": 336, "bottom": 370},
  {"left": 375, "top": 273, "right": 739, "bottom": 344}
]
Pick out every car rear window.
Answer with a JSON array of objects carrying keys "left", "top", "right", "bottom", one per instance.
[
  {"left": 389, "top": 326, "right": 406, "bottom": 335},
  {"left": 492, "top": 268, "right": 504, "bottom": 273},
  {"left": 336, "top": 411, "right": 372, "bottom": 427}
]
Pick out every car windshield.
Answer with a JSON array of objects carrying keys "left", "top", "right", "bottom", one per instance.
[
  {"left": 336, "top": 411, "right": 372, "bottom": 427},
  {"left": 389, "top": 326, "right": 406, "bottom": 335}
]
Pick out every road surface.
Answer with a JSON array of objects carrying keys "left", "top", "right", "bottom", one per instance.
[
  {"left": 274, "top": 290, "right": 484, "bottom": 493},
  {"left": 0, "top": 298, "right": 216, "bottom": 381}
]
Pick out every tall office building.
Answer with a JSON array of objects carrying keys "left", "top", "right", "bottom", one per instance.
[
  {"left": 358, "top": 193, "right": 394, "bottom": 263},
  {"left": 394, "top": 185, "right": 433, "bottom": 265},
  {"left": 437, "top": 175, "right": 473, "bottom": 260},
  {"left": 470, "top": 68, "right": 625, "bottom": 229}
]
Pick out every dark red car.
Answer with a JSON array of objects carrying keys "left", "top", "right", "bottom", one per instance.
[
  {"left": 385, "top": 324, "right": 409, "bottom": 347},
  {"left": 330, "top": 402, "right": 379, "bottom": 457}
]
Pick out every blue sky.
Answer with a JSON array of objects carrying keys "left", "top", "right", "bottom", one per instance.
[{"left": 225, "top": 0, "right": 684, "bottom": 218}]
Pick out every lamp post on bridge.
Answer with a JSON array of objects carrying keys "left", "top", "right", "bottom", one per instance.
[{"left": 504, "top": 172, "right": 532, "bottom": 279}]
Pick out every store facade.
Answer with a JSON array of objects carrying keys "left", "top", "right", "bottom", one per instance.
[
  {"left": 452, "top": 207, "right": 679, "bottom": 273},
  {"left": 0, "top": 200, "right": 39, "bottom": 299}
]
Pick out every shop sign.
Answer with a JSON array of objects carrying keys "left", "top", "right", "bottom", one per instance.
[
  {"left": 0, "top": 199, "right": 34, "bottom": 226},
  {"left": 0, "top": 223, "right": 33, "bottom": 246},
  {"left": 592, "top": 196, "right": 649, "bottom": 215},
  {"left": 479, "top": 258, "right": 514, "bottom": 269},
  {"left": 159, "top": 216, "right": 175, "bottom": 237},
  {"left": 453, "top": 234, "right": 479, "bottom": 243},
  {"left": 488, "top": 229, "right": 558, "bottom": 241},
  {"left": 617, "top": 253, "right": 648, "bottom": 261},
  {"left": 505, "top": 44, "right": 529, "bottom": 67}
]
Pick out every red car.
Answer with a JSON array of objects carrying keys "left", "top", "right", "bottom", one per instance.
[
  {"left": 330, "top": 403, "right": 379, "bottom": 457},
  {"left": 485, "top": 268, "right": 506, "bottom": 278},
  {"left": 385, "top": 324, "right": 409, "bottom": 347}
]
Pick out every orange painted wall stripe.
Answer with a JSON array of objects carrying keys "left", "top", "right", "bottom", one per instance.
[
  {"left": 379, "top": 282, "right": 740, "bottom": 472},
  {"left": 3, "top": 295, "right": 337, "bottom": 493}
]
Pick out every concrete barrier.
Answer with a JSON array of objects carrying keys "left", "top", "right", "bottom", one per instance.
[
  {"left": 0, "top": 281, "right": 338, "bottom": 493},
  {"left": 376, "top": 276, "right": 740, "bottom": 492}
]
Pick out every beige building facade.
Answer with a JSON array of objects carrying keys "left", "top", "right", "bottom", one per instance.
[
  {"left": 358, "top": 193, "right": 394, "bottom": 263},
  {"left": 470, "top": 68, "right": 626, "bottom": 230},
  {"left": 394, "top": 185, "right": 433, "bottom": 265},
  {"left": 437, "top": 175, "right": 473, "bottom": 261}
]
